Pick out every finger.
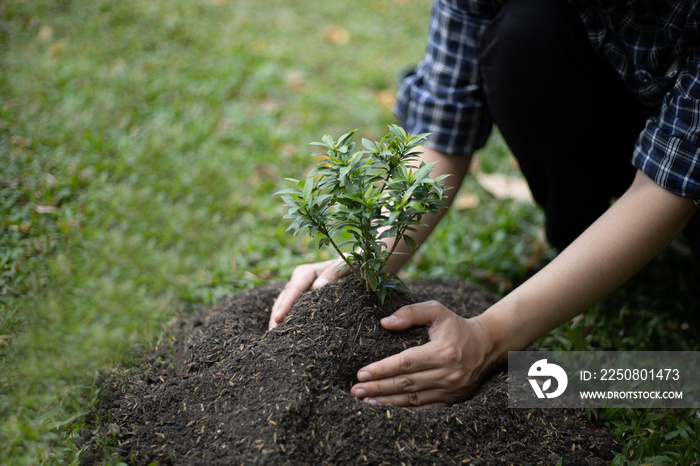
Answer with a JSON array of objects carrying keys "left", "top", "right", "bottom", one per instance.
[
  {"left": 269, "top": 269, "right": 321, "bottom": 329},
  {"left": 269, "top": 259, "right": 345, "bottom": 329},
  {"left": 380, "top": 300, "right": 450, "bottom": 332},
  {"left": 268, "top": 288, "right": 288, "bottom": 329},
  {"left": 358, "top": 387, "right": 452, "bottom": 408},
  {"left": 269, "top": 285, "right": 301, "bottom": 329},
  {"left": 352, "top": 366, "right": 474, "bottom": 408},
  {"left": 269, "top": 311, "right": 279, "bottom": 329},
  {"left": 352, "top": 366, "right": 443, "bottom": 398},
  {"left": 269, "top": 283, "right": 309, "bottom": 328},
  {"left": 355, "top": 343, "right": 442, "bottom": 385},
  {"left": 312, "top": 258, "right": 348, "bottom": 289}
]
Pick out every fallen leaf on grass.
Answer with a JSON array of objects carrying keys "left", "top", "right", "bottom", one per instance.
[
  {"left": 35, "top": 205, "right": 57, "bottom": 214},
  {"left": 0, "top": 179, "right": 18, "bottom": 189},
  {"left": 48, "top": 39, "right": 69, "bottom": 57},
  {"left": 112, "top": 57, "right": 128, "bottom": 73},
  {"left": 8, "top": 223, "right": 31, "bottom": 233},
  {"left": 284, "top": 70, "right": 306, "bottom": 91},
  {"left": 37, "top": 25, "right": 54, "bottom": 43},
  {"left": 376, "top": 90, "right": 395, "bottom": 110},
  {"left": 323, "top": 27, "right": 350, "bottom": 45},
  {"left": 453, "top": 192, "right": 479, "bottom": 210},
  {"left": 473, "top": 270, "right": 513, "bottom": 291},
  {"left": 474, "top": 172, "right": 533, "bottom": 203}
]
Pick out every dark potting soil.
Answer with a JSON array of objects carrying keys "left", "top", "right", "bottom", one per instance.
[{"left": 96, "top": 278, "right": 619, "bottom": 465}]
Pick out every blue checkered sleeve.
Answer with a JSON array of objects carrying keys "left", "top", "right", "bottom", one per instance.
[
  {"left": 633, "top": 49, "right": 700, "bottom": 202},
  {"left": 393, "top": 0, "right": 496, "bottom": 156}
]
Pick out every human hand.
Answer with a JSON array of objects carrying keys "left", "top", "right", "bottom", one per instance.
[
  {"left": 268, "top": 258, "right": 349, "bottom": 329},
  {"left": 349, "top": 301, "right": 496, "bottom": 407}
]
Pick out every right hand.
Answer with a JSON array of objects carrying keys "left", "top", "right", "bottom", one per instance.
[
  {"left": 349, "top": 300, "right": 497, "bottom": 407},
  {"left": 268, "top": 258, "right": 349, "bottom": 329}
]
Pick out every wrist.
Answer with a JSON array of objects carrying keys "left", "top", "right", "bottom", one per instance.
[{"left": 472, "top": 298, "right": 522, "bottom": 367}]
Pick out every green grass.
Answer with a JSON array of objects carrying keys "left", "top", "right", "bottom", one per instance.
[{"left": 1, "top": 0, "right": 698, "bottom": 464}]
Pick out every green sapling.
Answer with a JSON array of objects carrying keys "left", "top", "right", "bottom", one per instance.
[{"left": 277, "top": 125, "right": 449, "bottom": 303}]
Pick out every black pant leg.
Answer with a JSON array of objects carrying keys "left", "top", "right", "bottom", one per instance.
[{"left": 477, "top": 0, "right": 650, "bottom": 250}]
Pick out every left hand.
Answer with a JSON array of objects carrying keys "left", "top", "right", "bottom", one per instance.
[
  {"left": 349, "top": 300, "right": 496, "bottom": 407},
  {"left": 268, "top": 258, "right": 348, "bottom": 329}
]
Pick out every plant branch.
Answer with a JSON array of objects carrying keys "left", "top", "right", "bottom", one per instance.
[
  {"left": 384, "top": 223, "right": 407, "bottom": 267},
  {"left": 277, "top": 126, "right": 444, "bottom": 303},
  {"left": 316, "top": 222, "right": 364, "bottom": 285}
]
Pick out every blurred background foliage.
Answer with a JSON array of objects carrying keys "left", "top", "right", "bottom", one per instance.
[{"left": 1, "top": 0, "right": 698, "bottom": 463}]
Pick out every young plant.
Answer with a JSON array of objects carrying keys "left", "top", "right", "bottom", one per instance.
[{"left": 277, "top": 125, "right": 449, "bottom": 303}]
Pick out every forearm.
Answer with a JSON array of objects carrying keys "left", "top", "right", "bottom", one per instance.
[
  {"left": 386, "top": 146, "right": 471, "bottom": 275},
  {"left": 478, "top": 170, "right": 699, "bottom": 361}
]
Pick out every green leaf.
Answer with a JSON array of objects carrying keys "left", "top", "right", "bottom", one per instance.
[
  {"left": 337, "top": 129, "right": 357, "bottom": 147},
  {"left": 302, "top": 177, "right": 314, "bottom": 201},
  {"left": 362, "top": 138, "right": 376, "bottom": 151},
  {"left": 339, "top": 165, "right": 351, "bottom": 185},
  {"left": 641, "top": 456, "right": 674, "bottom": 465},
  {"left": 387, "top": 210, "right": 401, "bottom": 225},
  {"left": 403, "top": 235, "right": 417, "bottom": 249},
  {"left": 314, "top": 194, "right": 333, "bottom": 206},
  {"left": 275, "top": 187, "right": 301, "bottom": 196},
  {"left": 366, "top": 271, "right": 378, "bottom": 291},
  {"left": 376, "top": 285, "right": 387, "bottom": 304},
  {"left": 401, "top": 186, "right": 417, "bottom": 205},
  {"left": 278, "top": 194, "right": 298, "bottom": 205},
  {"left": 378, "top": 227, "right": 397, "bottom": 239},
  {"left": 413, "top": 161, "right": 436, "bottom": 181},
  {"left": 364, "top": 184, "right": 378, "bottom": 202},
  {"left": 387, "top": 277, "right": 411, "bottom": 294}
]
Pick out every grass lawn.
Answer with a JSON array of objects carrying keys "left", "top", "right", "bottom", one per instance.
[{"left": 1, "top": 0, "right": 698, "bottom": 464}]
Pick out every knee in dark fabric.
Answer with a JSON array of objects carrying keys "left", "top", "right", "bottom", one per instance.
[{"left": 478, "top": 0, "right": 585, "bottom": 90}]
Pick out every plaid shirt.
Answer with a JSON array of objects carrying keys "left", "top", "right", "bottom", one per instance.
[{"left": 394, "top": 0, "right": 700, "bottom": 200}]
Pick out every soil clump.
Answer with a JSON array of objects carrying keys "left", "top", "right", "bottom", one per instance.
[{"left": 97, "top": 278, "right": 619, "bottom": 465}]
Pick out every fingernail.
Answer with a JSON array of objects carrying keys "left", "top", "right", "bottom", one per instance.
[
  {"left": 354, "top": 388, "right": 366, "bottom": 398},
  {"left": 381, "top": 315, "right": 397, "bottom": 325},
  {"left": 272, "top": 290, "right": 285, "bottom": 314},
  {"left": 365, "top": 398, "right": 378, "bottom": 405},
  {"left": 313, "top": 278, "right": 329, "bottom": 289},
  {"left": 357, "top": 371, "right": 371, "bottom": 382}
]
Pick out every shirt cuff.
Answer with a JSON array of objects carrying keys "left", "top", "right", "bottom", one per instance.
[{"left": 633, "top": 119, "right": 700, "bottom": 202}]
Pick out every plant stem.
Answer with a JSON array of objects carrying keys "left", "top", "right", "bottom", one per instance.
[
  {"left": 384, "top": 223, "right": 406, "bottom": 269},
  {"left": 329, "top": 236, "right": 364, "bottom": 285},
  {"left": 316, "top": 223, "right": 364, "bottom": 286}
]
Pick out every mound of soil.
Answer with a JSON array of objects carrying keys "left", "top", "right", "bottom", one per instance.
[{"left": 96, "top": 279, "right": 619, "bottom": 465}]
